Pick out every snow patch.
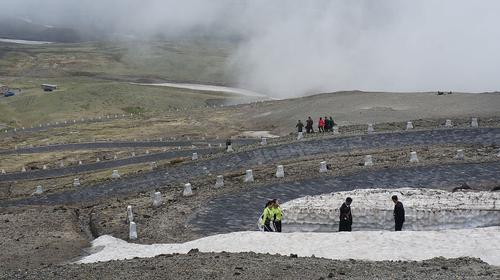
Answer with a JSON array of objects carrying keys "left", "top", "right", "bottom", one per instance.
[
  {"left": 78, "top": 227, "right": 500, "bottom": 265},
  {"left": 282, "top": 188, "right": 500, "bottom": 232},
  {"left": 239, "top": 131, "right": 280, "bottom": 138},
  {"left": 135, "top": 82, "right": 269, "bottom": 98}
]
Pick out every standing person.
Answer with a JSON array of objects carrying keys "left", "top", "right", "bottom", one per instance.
[
  {"left": 329, "top": 116, "right": 335, "bottom": 129},
  {"left": 260, "top": 201, "right": 274, "bottom": 232},
  {"left": 324, "top": 115, "right": 331, "bottom": 132},
  {"left": 318, "top": 117, "right": 325, "bottom": 133},
  {"left": 296, "top": 120, "right": 304, "bottom": 133},
  {"left": 339, "top": 197, "right": 353, "bottom": 232},
  {"left": 392, "top": 195, "right": 405, "bottom": 231},
  {"left": 306, "top": 117, "right": 314, "bottom": 133},
  {"left": 271, "top": 200, "right": 283, "bottom": 232}
]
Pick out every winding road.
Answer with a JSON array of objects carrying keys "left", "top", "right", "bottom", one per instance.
[
  {"left": 188, "top": 161, "right": 500, "bottom": 235},
  {"left": 2, "top": 127, "right": 499, "bottom": 207}
]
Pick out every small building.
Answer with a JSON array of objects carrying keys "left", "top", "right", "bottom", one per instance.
[
  {"left": 0, "top": 84, "right": 8, "bottom": 94},
  {"left": 41, "top": 84, "right": 57, "bottom": 92}
]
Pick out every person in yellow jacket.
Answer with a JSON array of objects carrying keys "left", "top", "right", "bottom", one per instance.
[
  {"left": 271, "top": 200, "right": 283, "bottom": 232},
  {"left": 261, "top": 200, "right": 274, "bottom": 232}
]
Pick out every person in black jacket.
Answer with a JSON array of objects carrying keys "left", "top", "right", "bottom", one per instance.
[
  {"left": 339, "top": 197, "right": 353, "bottom": 232},
  {"left": 296, "top": 120, "right": 304, "bottom": 133},
  {"left": 305, "top": 117, "right": 314, "bottom": 133},
  {"left": 392, "top": 195, "right": 405, "bottom": 231}
]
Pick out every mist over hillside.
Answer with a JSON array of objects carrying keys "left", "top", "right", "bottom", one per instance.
[{"left": 2, "top": 0, "right": 500, "bottom": 97}]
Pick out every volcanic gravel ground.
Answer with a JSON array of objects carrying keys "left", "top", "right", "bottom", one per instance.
[
  {"left": 2, "top": 128, "right": 499, "bottom": 206},
  {"left": 2, "top": 253, "right": 499, "bottom": 280}
]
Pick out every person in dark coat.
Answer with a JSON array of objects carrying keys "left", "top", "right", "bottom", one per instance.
[
  {"left": 306, "top": 117, "right": 314, "bottom": 133},
  {"left": 339, "top": 197, "right": 353, "bottom": 232},
  {"left": 296, "top": 120, "right": 304, "bottom": 133},
  {"left": 392, "top": 195, "right": 405, "bottom": 231}
]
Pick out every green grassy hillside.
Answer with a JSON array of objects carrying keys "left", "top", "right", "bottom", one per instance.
[
  {"left": 0, "top": 39, "right": 234, "bottom": 84},
  {"left": 0, "top": 39, "right": 244, "bottom": 127}
]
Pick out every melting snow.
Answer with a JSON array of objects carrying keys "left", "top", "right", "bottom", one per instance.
[{"left": 79, "top": 227, "right": 500, "bottom": 265}]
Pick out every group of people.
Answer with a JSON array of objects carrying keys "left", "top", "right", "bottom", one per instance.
[
  {"left": 261, "top": 195, "right": 405, "bottom": 233},
  {"left": 260, "top": 199, "right": 283, "bottom": 232},
  {"left": 339, "top": 195, "right": 405, "bottom": 232},
  {"left": 296, "top": 116, "right": 336, "bottom": 134}
]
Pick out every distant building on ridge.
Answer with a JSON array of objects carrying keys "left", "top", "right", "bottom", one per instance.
[{"left": 41, "top": 84, "right": 57, "bottom": 92}]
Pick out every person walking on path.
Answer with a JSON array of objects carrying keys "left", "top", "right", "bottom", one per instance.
[
  {"left": 318, "top": 117, "right": 325, "bottom": 133},
  {"left": 339, "top": 197, "right": 353, "bottom": 232},
  {"left": 260, "top": 200, "right": 274, "bottom": 232},
  {"left": 271, "top": 200, "right": 283, "bottom": 232},
  {"left": 329, "top": 116, "right": 335, "bottom": 130},
  {"left": 306, "top": 117, "right": 314, "bottom": 133},
  {"left": 296, "top": 120, "right": 304, "bottom": 133},
  {"left": 392, "top": 195, "right": 405, "bottom": 231}
]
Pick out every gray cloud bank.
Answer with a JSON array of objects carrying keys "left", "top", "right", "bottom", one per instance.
[{"left": 2, "top": 0, "right": 500, "bottom": 97}]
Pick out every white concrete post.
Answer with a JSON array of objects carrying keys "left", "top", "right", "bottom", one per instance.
[
  {"left": 78, "top": 160, "right": 82, "bottom": 165},
  {"left": 410, "top": 151, "right": 419, "bottom": 163},
  {"left": 146, "top": 150, "right": 150, "bottom": 155},
  {"left": 260, "top": 137, "right": 267, "bottom": 145},
  {"left": 96, "top": 158, "right": 100, "bottom": 163},
  {"left": 227, "top": 144, "right": 234, "bottom": 152},
  {"left": 34, "top": 185, "right": 43, "bottom": 195},
  {"left": 297, "top": 132, "right": 304, "bottom": 140},
  {"left": 276, "top": 165, "right": 285, "bottom": 178},
  {"left": 152, "top": 191, "right": 162, "bottom": 207},
  {"left": 111, "top": 170, "right": 120, "bottom": 179},
  {"left": 364, "top": 155, "right": 374, "bottom": 166},
  {"left": 129, "top": 222, "right": 137, "bottom": 240},
  {"left": 132, "top": 152, "right": 136, "bottom": 157},
  {"left": 333, "top": 126, "right": 339, "bottom": 134},
  {"left": 456, "top": 149, "right": 465, "bottom": 160},
  {"left": 244, "top": 169, "right": 254, "bottom": 182},
  {"left": 127, "top": 205, "right": 134, "bottom": 223},
  {"left": 113, "top": 154, "right": 118, "bottom": 160},
  {"left": 183, "top": 183, "right": 193, "bottom": 197},
  {"left": 21, "top": 166, "right": 26, "bottom": 172},
  {"left": 367, "top": 124, "right": 375, "bottom": 134},
  {"left": 215, "top": 175, "right": 224, "bottom": 188},
  {"left": 471, "top": 118, "right": 479, "bottom": 127},
  {"left": 73, "top": 178, "right": 81, "bottom": 187},
  {"left": 192, "top": 152, "right": 198, "bottom": 160},
  {"left": 319, "top": 161, "right": 328, "bottom": 173},
  {"left": 1, "top": 169, "right": 5, "bottom": 174},
  {"left": 208, "top": 143, "right": 212, "bottom": 148},
  {"left": 42, "top": 164, "right": 47, "bottom": 170},
  {"left": 406, "top": 121, "right": 414, "bottom": 130},
  {"left": 445, "top": 119, "right": 453, "bottom": 127}
]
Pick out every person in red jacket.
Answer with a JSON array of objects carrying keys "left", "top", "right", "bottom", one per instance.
[{"left": 318, "top": 117, "right": 325, "bottom": 133}]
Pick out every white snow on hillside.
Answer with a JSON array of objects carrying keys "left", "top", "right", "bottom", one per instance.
[
  {"left": 78, "top": 227, "right": 500, "bottom": 265},
  {"left": 282, "top": 188, "right": 500, "bottom": 231}
]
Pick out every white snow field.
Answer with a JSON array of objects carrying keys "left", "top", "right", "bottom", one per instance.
[
  {"left": 282, "top": 188, "right": 500, "bottom": 232},
  {"left": 79, "top": 227, "right": 500, "bottom": 265}
]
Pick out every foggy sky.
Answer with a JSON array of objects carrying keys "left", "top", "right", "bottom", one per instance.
[{"left": 2, "top": 0, "right": 500, "bottom": 97}]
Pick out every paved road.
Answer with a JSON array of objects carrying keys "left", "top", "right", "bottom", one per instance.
[
  {"left": 188, "top": 161, "right": 500, "bottom": 235},
  {"left": 2, "top": 128, "right": 499, "bottom": 207},
  {"left": 0, "top": 147, "right": 222, "bottom": 182},
  {"left": 0, "top": 139, "right": 258, "bottom": 155}
]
